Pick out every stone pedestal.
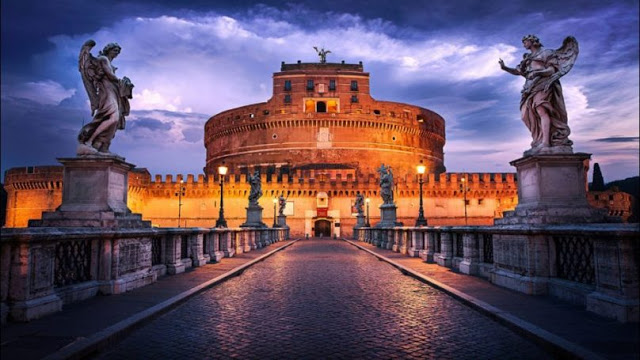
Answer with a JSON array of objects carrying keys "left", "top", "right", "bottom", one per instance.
[
  {"left": 29, "top": 156, "right": 150, "bottom": 228},
  {"left": 374, "top": 204, "right": 403, "bottom": 228},
  {"left": 240, "top": 204, "right": 267, "bottom": 228},
  {"left": 277, "top": 215, "right": 289, "bottom": 228},
  {"left": 355, "top": 214, "right": 365, "bottom": 227},
  {"left": 495, "top": 153, "right": 609, "bottom": 225}
]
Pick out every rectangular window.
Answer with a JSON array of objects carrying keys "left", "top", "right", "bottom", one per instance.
[
  {"left": 351, "top": 95, "right": 358, "bottom": 103},
  {"left": 350, "top": 80, "right": 358, "bottom": 91},
  {"left": 306, "top": 80, "right": 314, "bottom": 91},
  {"left": 284, "top": 80, "right": 292, "bottom": 91},
  {"left": 284, "top": 94, "right": 291, "bottom": 103},
  {"left": 329, "top": 79, "right": 336, "bottom": 90}
]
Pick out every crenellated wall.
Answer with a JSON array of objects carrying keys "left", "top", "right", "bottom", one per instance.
[
  {"left": 3, "top": 165, "right": 517, "bottom": 233},
  {"left": 4, "top": 165, "right": 632, "bottom": 234}
]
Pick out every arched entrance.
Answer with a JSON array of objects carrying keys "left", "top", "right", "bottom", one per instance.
[
  {"left": 316, "top": 101, "right": 327, "bottom": 113},
  {"left": 314, "top": 219, "right": 331, "bottom": 237}
]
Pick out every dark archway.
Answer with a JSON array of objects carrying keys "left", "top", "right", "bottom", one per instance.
[
  {"left": 316, "top": 101, "right": 327, "bottom": 113},
  {"left": 314, "top": 219, "right": 331, "bottom": 237}
]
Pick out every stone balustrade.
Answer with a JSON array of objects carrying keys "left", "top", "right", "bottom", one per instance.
[
  {"left": 354, "top": 224, "right": 639, "bottom": 322},
  {"left": 0, "top": 226, "right": 289, "bottom": 323}
]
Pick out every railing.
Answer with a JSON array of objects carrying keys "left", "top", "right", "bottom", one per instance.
[
  {"left": 353, "top": 223, "right": 639, "bottom": 322},
  {"left": 1, "top": 226, "right": 289, "bottom": 323}
]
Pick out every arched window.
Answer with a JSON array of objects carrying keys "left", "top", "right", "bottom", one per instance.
[
  {"left": 317, "top": 101, "right": 327, "bottom": 113},
  {"left": 305, "top": 100, "right": 315, "bottom": 113}
]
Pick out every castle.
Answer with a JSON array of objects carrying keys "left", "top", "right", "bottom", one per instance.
[{"left": 2, "top": 60, "right": 632, "bottom": 234}]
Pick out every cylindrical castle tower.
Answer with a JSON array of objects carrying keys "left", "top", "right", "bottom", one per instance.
[{"left": 204, "top": 61, "right": 446, "bottom": 176}]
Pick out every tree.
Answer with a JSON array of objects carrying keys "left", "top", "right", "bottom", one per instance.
[{"left": 591, "top": 163, "right": 605, "bottom": 191}]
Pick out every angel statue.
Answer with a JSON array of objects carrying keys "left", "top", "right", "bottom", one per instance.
[
  {"left": 278, "top": 194, "right": 287, "bottom": 216},
  {"left": 248, "top": 170, "right": 263, "bottom": 205},
  {"left": 77, "top": 40, "right": 134, "bottom": 156},
  {"left": 377, "top": 164, "right": 394, "bottom": 204},
  {"left": 499, "top": 35, "right": 579, "bottom": 156},
  {"left": 313, "top": 47, "right": 331, "bottom": 64},
  {"left": 354, "top": 193, "right": 364, "bottom": 216}
]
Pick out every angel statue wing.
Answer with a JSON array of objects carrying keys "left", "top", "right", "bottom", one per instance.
[
  {"left": 313, "top": 46, "right": 319, "bottom": 53},
  {"left": 548, "top": 36, "right": 579, "bottom": 85},
  {"left": 78, "top": 39, "right": 100, "bottom": 115}
]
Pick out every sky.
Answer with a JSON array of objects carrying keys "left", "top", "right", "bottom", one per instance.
[{"left": 1, "top": 0, "right": 638, "bottom": 183}]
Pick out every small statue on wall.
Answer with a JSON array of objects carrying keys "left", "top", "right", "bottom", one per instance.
[
  {"left": 499, "top": 35, "right": 579, "bottom": 156},
  {"left": 278, "top": 194, "right": 287, "bottom": 216},
  {"left": 78, "top": 40, "right": 134, "bottom": 156},
  {"left": 377, "top": 164, "right": 394, "bottom": 204},
  {"left": 313, "top": 46, "right": 331, "bottom": 63},
  {"left": 248, "top": 170, "right": 263, "bottom": 205},
  {"left": 354, "top": 193, "right": 364, "bottom": 216}
]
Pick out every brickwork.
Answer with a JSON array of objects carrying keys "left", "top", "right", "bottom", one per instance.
[{"left": 204, "top": 62, "right": 446, "bottom": 176}]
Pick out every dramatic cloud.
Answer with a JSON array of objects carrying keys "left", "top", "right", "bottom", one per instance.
[{"left": 1, "top": 1, "right": 638, "bottom": 182}]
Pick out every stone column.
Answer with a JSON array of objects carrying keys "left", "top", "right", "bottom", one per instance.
[
  {"left": 459, "top": 233, "right": 479, "bottom": 275},
  {"left": 166, "top": 234, "right": 185, "bottom": 275},
  {"left": 409, "top": 230, "right": 423, "bottom": 258},
  {"left": 190, "top": 233, "right": 207, "bottom": 267},
  {"left": 436, "top": 231, "right": 453, "bottom": 268},
  {"left": 422, "top": 232, "right": 436, "bottom": 263}
]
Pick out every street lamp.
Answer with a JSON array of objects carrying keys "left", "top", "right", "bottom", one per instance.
[
  {"left": 365, "top": 197, "right": 371, "bottom": 227},
  {"left": 215, "top": 163, "right": 228, "bottom": 228},
  {"left": 415, "top": 160, "right": 427, "bottom": 226},
  {"left": 272, "top": 198, "right": 278, "bottom": 227},
  {"left": 175, "top": 180, "right": 185, "bottom": 227},
  {"left": 461, "top": 175, "right": 468, "bottom": 225}
]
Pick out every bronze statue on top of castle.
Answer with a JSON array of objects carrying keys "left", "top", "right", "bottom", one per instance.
[
  {"left": 378, "top": 164, "right": 394, "bottom": 204},
  {"left": 278, "top": 194, "right": 287, "bottom": 216},
  {"left": 77, "top": 40, "right": 134, "bottom": 157},
  {"left": 248, "top": 170, "right": 263, "bottom": 205},
  {"left": 499, "top": 35, "right": 579, "bottom": 156},
  {"left": 354, "top": 193, "right": 365, "bottom": 216},
  {"left": 313, "top": 47, "right": 331, "bottom": 63}
]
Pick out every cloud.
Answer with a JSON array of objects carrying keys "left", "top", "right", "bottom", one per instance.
[
  {"left": 1, "top": 2, "right": 638, "bottom": 182},
  {"left": 593, "top": 137, "right": 640, "bottom": 143},
  {"left": 2, "top": 80, "right": 76, "bottom": 105}
]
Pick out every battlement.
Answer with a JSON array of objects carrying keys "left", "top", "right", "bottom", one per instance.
[{"left": 279, "top": 61, "right": 364, "bottom": 72}]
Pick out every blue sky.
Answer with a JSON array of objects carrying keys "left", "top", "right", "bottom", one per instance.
[{"left": 1, "top": 0, "right": 638, "bottom": 182}]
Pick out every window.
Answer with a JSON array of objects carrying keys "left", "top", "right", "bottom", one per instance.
[
  {"left": 284, "top": 94, "right": 291, "bottom": 103},
  {"left": 305, "top": 99, "right": 315, "bottom": 112},
  {"left": 373, "top": 109, "right": 381, "bottom": 115},
  {"left": 284, "top": 80, "right": 292, "bottom": 91},
  {"left": 317, "top": 101, "right": 327, "bottom": 113},
  {"left": 350, "top": 80, "right": 358, "bottom": 91},
  {"left": 351, "top": 95, "right": 358, "bottom": 103},
  {"left": 329, "top": 79, "right": 336, "bottom": 90},
  {"left": 327, "top": 100, "right": 338, "bottom": 113},
  {"left": 307, "top": 80, "right": 314, "bottom": 91}
]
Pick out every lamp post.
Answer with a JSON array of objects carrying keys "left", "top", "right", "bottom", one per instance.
[
  {"left": 215, "top": 163, "right": 228, "bottom": 228},
  {"left": 365, "top": 198, "right": 371, "bottom": 227},
  {"left": 461, "top": 175, "right": 468, "bottom": 225},
  {"left": 272, "top": 198, "right": 277, "bottom": 227},
  {"left": 415, "top": 160, "right": 427, "bottom": 226},
  {"left": 175, "top": 180, "right": 186, "bottom": 227}
]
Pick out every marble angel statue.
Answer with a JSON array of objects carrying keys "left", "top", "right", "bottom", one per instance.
[
  {"left": 499, "top": 35, "right": 579, "bottom": 156},
  {"left": 77, "top": 40, "right": 134, "bottom": 156}
]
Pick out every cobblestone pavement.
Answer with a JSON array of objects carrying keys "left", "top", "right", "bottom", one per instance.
[{"left": 97, "top": 239, "right": 551, "bottom": 359}]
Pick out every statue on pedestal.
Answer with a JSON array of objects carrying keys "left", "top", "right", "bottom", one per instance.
[
  {"left": 77, "top": 40, "right": 134, "bottom": 156},
  {"left": 354, "top": 193, "right": 364, "bottom": 216},
  {"left": 313, "top": 46, "right": 331, "bottom": 63},
  {"left": 278, "top": 194, "right": 287, "bottom": 216},
  {"left": 377, "top": 164, "right": 394, "bottom": 204},
  {"left": 248, "top": 170, "right": 263, "bottom": 205},
  {"left": 499, "top": 35, "right": 579, "bottom": 156}
]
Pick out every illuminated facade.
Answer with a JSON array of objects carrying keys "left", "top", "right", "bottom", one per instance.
[{"left": 3, "top": 61, "right": 631, "bottom": 235}]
